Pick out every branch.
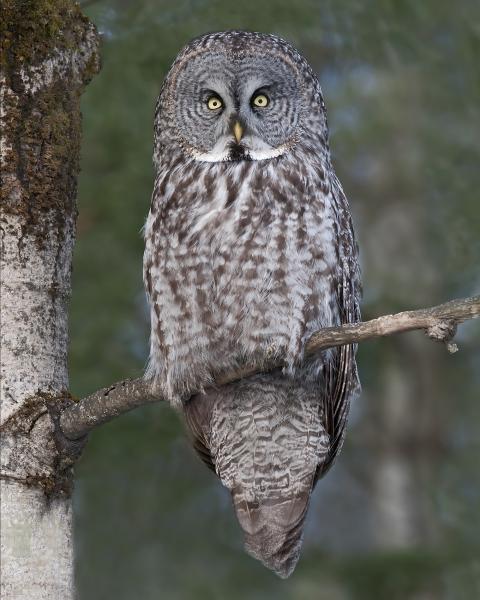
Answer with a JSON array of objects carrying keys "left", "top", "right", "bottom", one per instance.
[{"left": 60, "top": 295, "right": 480, "bottom": 440}]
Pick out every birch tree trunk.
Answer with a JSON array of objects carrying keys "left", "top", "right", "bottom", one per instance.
[{"left": 0, "top": 3, "right": 100, "bottom": 598}]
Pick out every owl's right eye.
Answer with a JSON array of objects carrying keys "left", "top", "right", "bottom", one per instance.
[{"left": 207, "top": 96, "right": 223, "bottom": 110}]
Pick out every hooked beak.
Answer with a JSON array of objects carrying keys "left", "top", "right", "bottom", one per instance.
[{"left": 233, "top": 121, "right": 244, "bottom": 143}]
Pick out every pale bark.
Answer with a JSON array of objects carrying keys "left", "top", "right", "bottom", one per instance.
[
  {"left": 1, "top": 216, "right": 76, "bottom": 599},
  {"left": 0, "top": 3, "right": 100, "bottom": 599},
  {"left": 1, "top": 484, "right": 73, "bottom": 599}
]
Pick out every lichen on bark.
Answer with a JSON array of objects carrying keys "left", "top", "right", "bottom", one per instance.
[
  {"left": 1, "top": 1, "right": 91, "bottom": 67},
  {"left": 1, "top": 0, "right": 100, "bottom": 243}
]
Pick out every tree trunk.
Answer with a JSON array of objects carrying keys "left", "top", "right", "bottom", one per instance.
[{"left": 0, "top": 3, "right": 99, "bottom": 598}]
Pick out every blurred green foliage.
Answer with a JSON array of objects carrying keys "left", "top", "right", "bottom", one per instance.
[{"left": 71, "top": 0, "right": 480, "bottom": 598}]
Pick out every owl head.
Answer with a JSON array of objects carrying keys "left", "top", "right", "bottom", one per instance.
[{"left": 155, "top": 31, "right": 328, "bottom": 164}]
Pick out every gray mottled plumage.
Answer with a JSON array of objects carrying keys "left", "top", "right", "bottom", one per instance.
[{"left": 143, "top": 30, "right": 361, "bottom": 577}]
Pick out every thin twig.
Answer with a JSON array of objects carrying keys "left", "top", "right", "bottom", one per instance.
[{"left": 60, "top": 295, "right": 480, "bottom": 440}]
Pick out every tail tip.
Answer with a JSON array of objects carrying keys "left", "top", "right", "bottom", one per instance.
[{"left": 244, "top": 529, "right": 302, "bottom": 578}]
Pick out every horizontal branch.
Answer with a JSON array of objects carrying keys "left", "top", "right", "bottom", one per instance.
[{"left": 60, "top": 295, "right": 480, "bottom": 440}]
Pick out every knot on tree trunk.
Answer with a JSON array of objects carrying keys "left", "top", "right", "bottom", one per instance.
[{"left": 0, "top": 393, "right": 87, "bottom": 498}]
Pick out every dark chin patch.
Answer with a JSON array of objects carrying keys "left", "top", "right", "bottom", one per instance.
[{"left": 228, "top": 142, "right": 251, "bottom": 162}]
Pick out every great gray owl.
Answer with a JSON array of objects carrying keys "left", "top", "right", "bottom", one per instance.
[{"left": 143, "top": 30, "right": 361, "bottom": 578}]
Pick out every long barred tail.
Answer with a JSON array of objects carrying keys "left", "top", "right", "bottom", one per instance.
[{"left": 184, "top": 374, "right": 330, "bottom": 577}]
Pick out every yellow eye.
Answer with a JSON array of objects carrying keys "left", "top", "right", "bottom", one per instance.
[
  {"left": 207, "top": 96, "right": 223, "bottom": 110},
  {"left": 252, "top": 94, "right": 269, "bottom": 108}
]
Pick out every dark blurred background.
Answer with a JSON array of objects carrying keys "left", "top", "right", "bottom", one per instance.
[{"left": 72, "top": 1, "right": 480, "bottom": 598}]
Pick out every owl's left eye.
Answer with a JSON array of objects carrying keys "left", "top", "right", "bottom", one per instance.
[
  {"left": 207, "top": 96, "right": 223, "bottom": 110},
  {"left": 251, "top": 93, "right": 269, "bottom": 108}
]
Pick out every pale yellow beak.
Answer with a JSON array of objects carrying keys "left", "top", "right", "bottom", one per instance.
[{"left": 233, "top": 121, "right": 244, "bottom": 143}]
